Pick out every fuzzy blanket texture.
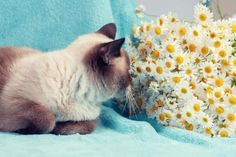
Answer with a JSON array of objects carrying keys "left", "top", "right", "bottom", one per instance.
[{"left": 0, "top": 0, "right": 235, "bottom": 157}]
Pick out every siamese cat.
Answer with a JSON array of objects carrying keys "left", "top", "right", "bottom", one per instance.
[{"left": 0, "top": 23, "right": 131, "bottom": 135}]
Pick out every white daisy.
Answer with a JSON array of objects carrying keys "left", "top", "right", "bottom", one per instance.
[
  {"left": 194, "top": 3, "right": 213, "bottom": 26},
  {"left": 198, "top": 111, "right": 213, "bottom": 128},
  {"left": 175, "top": 81, "right": 194, "bottom": 100}
]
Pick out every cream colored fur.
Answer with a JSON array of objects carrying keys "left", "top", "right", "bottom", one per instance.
[{"left": 0, "top": 33, "right": 115, "bottom": 122}]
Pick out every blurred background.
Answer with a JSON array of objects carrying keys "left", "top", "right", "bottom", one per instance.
[{"left": 136, "top": 0, "right": 236, "bottom": 20}]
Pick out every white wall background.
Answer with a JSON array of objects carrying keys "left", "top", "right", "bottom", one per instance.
[
  {"left": 135, "top": 0, "right": 236, "bottom": 20},
  {"left": 135, "top": 0, "right": 198, "bottom": 20}
]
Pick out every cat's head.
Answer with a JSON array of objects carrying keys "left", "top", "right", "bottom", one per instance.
[{"left": 72, "top": 23, "right": 131, "bottom": 101}]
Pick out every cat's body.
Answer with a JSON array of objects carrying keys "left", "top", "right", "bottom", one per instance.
[{"left": 0, "top": 23, "right": 131, "bottom": 135}]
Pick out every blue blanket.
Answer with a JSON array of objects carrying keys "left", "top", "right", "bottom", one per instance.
[
  {"left": 0, "top": 0, "right": 236, "bottom": 157},
  {"left": 0, "top": 105, "right": 236, "bottom": 157}
]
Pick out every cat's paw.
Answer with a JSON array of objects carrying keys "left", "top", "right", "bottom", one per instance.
[{"left": 52, "top": 119, "right": 97, "bottom": 135}]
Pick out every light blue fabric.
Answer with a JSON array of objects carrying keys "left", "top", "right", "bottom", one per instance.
[
  {"left": 0, "top": 105, "right": 236, "bottom": 157},
  {"left": 0, "top": 0, "right": 137, "bottom": 51},
  {"left": 0, "top": 0, "right": 236, "bottom": 157}
]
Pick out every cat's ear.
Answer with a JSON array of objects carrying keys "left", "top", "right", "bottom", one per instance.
[
  {"left": 97, "top": 23, "right": 116, "bottom": 39},
  {"left": 84, "top": 38, "right": 125, "bottom": 71},
  {"left": 99, "top": 38, "right": 125, "bottom": 65}
]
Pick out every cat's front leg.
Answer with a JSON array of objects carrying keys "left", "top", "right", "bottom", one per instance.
[{"left": 51, "top": 119, "right": 97, "bottom": 135}]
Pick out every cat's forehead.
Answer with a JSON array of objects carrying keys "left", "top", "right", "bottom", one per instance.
[{"left": 68, "top": 33, "right": 114, "bottom": 55}]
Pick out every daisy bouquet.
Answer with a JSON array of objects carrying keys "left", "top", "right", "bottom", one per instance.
[{"left": 121, "top": 3, "right": 236, "bottom": 137}]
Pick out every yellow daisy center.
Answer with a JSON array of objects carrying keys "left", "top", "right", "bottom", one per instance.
[
  {"left": 206, "top": 87, "right": 213, "bottom": 94},
  {"left": 146, "top": 24, "right": 152, "bottom": 31},
  {"left": 218, "top": 25, "right": 226, "bottom": 30},
  {"left": 165, "top": 61, "right": 172, "bottom": 68},
  {"left": 205, "top": 128, "right": 212, "bottom": 135},
  {"left": 202, "top": 117, "right": 208, "bottom": 123},
  {"left": 159, "top": 114, "right": 165, "bottom": 121},
  {"left": 227, "top": 113, "right": 235, "bottom": 122},
  {"left": 141, "top": 57, "right": 148, "bottom": 62},
  {"left": 221, "top": 60, "right": 229, "bottom": 67},
  {"left": 215, "top": 78, "right": 224, "bottom": 87},
  {"left": 208, "top": 98, "right": 215, "bottom": 105},
  {"left": 150, "top": 105, "right": 158, "bottom": 112},
  {"left": 219, "top": 123, "right": 228, "bottom": 128},
  {"left": 199, "top": 13, "right": 207, "bottom": 21},
  {"left": 193, "top": 103, "right": 200, "bottom": 112},
  {"left": 231, "top": 24, "right": 236, "bottom": 33},
  {"left": 166, "top": 44, "right": 175, "bottom": 53},
  {"left": 225, "top": 88, "right": 232, "bottom": 94},
  {"left": 214, "top": 41, "right": 221, "bottom": 48},
  {"left": 136, "top": 66, "right": 143, "bottom": 73},
  {"left": 195, "top": 58, "right": 201, "bottom": 64},
  {"left": 159, "top": 18, "right": 164, "bottom": 25},
  {"left": 189, "top": 82, "right": 196, "bottom": 90},
  {"left": 145, "top": 41, "right": 153, "bottom": 47},
  {"left": 212, "top": 59, "right": 216, "bottom": 64},
  {"left": 164, "top": 112, "right": 172, "bottom": 119},
  {"left": 176, "top": 113, "right": 182, "bottom": 119},
  {"left": 179, "top": 27, "right": 187, "bottom": 36},
  {"left": 152, "top": 50, "right": 160, "bottom": 58},
  {"left": 172, "top": 77, "right": 181, "bottom": 84},
  {"left": 146, "top": 66, "right": 152, "bottom": 73},
  {"left": 193, "top": 30, "right": 199, "bottom": 36},
  {"left": 182, "top": 39, "right": 187, "bottom": 45},
  {"left": 157, "top": 100, "right": 164, "bottom": 107},
  {"left": 220, "top": 130, "right": 229, "bottom": 137},
  {"left": 186, "top": 111, "right": 192, "bottom": 117},
  {"left": 181, "top": 88, "right": 188, "bottom": 94},
  {"left": 155, "top": 26, "right": 162, "bottom": 35},
  {"left": 210, "top": 32, "right": 216, "bottom": 39},
  {"left": 156, "top": 66, "right": 163, "bottom": 74},
  {"left": 186, "top": 69, "right": 192, "bottom": 75},
  {"left": 220, "top": 97, "right": 224, "bottom": 102},
  {"left": 189, "top": 44, "right": 197, "bottom": 52},
  {"left": 218, "top": 50, "right": 227, "bottom": 58},
  {"left": 171, "top": 17, "right": 176, "bottom": 23},
  {"left": 215, "top": 106, "right": 224, "bottom": 114},
  {"left": 201, "top": 46, "right": 209, "bottom": 55},
  {"left": 204, "top": 66, "right": 212, "bottom": 73},
  {"left": 232, "top": 59, "right": 236, "bottom": 66},
  {"left": 185, "top": 124, "right": 194, "bottom": 131},
  {"left": 175, "top": 56, "right": 184, "bottom": 64},
  {"left": 228, "top": 95, "right": 236, "bottom": 105},
  {"left": 214, "top": 91, "right": 222, "bottom": 98}
]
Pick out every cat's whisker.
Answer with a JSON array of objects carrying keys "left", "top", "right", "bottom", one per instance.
[
  {"left": 129, "top": 94, "right": 139, "bottom": 119},
  {"left": 121, "top": 98, "right": 128, "bottom": 114},
  {"left": 124, "top": 85, "right": 140, "bottom": 118}
]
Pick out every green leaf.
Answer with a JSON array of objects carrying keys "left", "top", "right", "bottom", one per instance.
[{"left": 231, "top": 78, "right": 236, "bottom": 87}]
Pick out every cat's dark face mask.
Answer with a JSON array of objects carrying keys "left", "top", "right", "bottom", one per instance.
[{"left": 83, "top": 23, "right": 132, "bottom": 94}]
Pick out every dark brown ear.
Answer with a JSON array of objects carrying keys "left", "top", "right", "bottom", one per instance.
[
  {"left": 97, "top": 23, "right": 116, "bottom": 39},
  {"left": 84, "top": 38, "right": 125, "bottom": 71},
  {"left": 99, "top": 38, "right": 125, "bottom": 64}
]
